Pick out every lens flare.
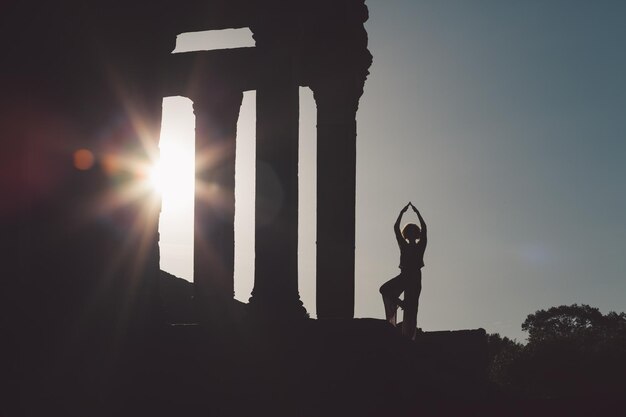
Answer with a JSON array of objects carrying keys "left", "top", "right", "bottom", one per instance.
[{"left": 73, "top": 149, "right": 95, "bottom": 170}]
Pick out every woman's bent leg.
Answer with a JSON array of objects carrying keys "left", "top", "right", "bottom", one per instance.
[{"left": 380, "top": 274, "right": 406, "bottom": 327}]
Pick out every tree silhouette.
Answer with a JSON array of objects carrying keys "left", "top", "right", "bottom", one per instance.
[
  {"left": 522, "top": 304, "right": 626, "bottom": 344},
  {"left": 486, "top": 333, "right": 523, "bottom": 390},
  {"left": 489, "top": 304, "right": 626, "bottom": 399}
]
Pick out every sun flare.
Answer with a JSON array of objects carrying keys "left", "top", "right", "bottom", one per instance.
[
  {"left": 150, "top": 142, "right": 195, "bottom": 212},
  {"left": 149, "top": 160, "right": 164, "bottom": 194}
]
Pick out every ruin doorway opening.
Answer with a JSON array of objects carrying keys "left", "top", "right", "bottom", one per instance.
[
  {"left": 156, "top": 92, "right": 258, "bottom": 298},
  {"left": 157, "top": 88, "right": 318, "bottom": 314},
  {"left": 157, "top": 96, "right": 195, "bottom": 282}
]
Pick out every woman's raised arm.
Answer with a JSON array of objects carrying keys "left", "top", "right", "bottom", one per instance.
[
  {"left": 395, "top": 203, "right": 410, "bottom": 245},
  {"left": 411, "top": 203, "right": 427, "bottom": 241}
]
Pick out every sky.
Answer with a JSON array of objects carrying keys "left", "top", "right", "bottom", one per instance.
[{"left": 158, "top": 1, "right": 626, "bottom": 341}]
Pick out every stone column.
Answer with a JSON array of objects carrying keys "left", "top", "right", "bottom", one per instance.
[
  {"left": 193, "top": 88, "right": 243, "bottom": 319},
  {"left": 312, "top": 76, "right": 365, "bottom": 319},
  {"left": 248, "top": 28, "right": 307, "bottom": 318}
]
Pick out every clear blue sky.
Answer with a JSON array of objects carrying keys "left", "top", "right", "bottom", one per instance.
[{"left": 159, "top": 1, "right": 626, "bottom": 341}]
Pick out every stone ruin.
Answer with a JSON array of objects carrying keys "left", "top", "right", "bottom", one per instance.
[
  {"left": 164, "top": 1, "right": 373, "bottom": 320},
  {"left": 3, "top": 0, "right": 372, "bottom": 326}
]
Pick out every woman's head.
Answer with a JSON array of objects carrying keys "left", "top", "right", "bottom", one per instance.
[{"left": 402, "top": 223, "right": 421, "bottom": 242}]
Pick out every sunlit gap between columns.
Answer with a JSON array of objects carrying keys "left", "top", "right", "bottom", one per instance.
[{"left": 156, "top": 27, "right": 318, "bottom": 315}]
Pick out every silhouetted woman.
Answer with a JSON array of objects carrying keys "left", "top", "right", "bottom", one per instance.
[{"left": 379, "top": 202, "right": 427, "bottom": 340}]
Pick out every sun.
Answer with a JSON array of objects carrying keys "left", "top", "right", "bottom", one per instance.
[
  {"left": 149, "top": 140, "right": 195, "bottom": 212},
  {"left": 149, "top": 160, "right": 165, "bottom": 194}
]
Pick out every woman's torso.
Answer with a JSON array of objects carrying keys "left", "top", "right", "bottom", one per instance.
[{"left": 399, "top": 240, "right": 425, "bottom": 270}]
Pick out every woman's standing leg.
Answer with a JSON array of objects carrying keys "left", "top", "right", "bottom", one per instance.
[{"left": 402, "top": 271, "right": 422, "bottom": 340}]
